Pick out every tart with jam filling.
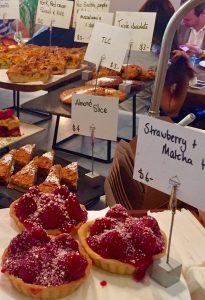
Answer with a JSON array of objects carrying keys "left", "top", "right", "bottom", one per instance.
[
  {"left": 1, "top": 226, "right": 91, "bottom": 299},
  {"left": 10, "top": 185, "right": 87, "bottom": 236},
  {"left": 78, "top": 204, "right": 166, "bottom": 280}
]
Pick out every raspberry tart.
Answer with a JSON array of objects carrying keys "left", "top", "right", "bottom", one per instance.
[
  {"left": 1, "top": 226, "right": 92, "bottom": 299},
  {"left": 78, "top": 204, "right": 166, "bottom": 280},
  {"left": 10, "top": 185, "right": 88, "bottom": 235}
]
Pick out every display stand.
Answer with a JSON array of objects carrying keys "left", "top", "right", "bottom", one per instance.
[{"left": 119, "top": 41, "right": 133, "bottom": 94}]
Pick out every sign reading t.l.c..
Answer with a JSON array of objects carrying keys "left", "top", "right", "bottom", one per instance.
[
  {"left": 0, "top": 0, "right": 20, "bottom": 19},
  {"left": 36, "top": 0, "right": 74, "bottom": 29},
  {"left": 84, "top": 22, "right": 130, "bottom": 71},
  {"left": 74, "top": 12, "right": 114, "bottom": 43},
  {"left": 133, "top": 115, "right": 205, "bottom": 211},
  {"left": 114, "top": 12, "right": 156, "bottom": 51},
  {"left": 71, "top": 93, "right": 119, "bottom": 141}
]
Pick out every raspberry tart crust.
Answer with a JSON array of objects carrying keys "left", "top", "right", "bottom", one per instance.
[
  {"left": 10, "top": 185, "right": 87, "bottom": 236},
  {"left": 78, "top": 204, "right": 166, "bottom": 280},
  {"left": 1, "top": 226, "right": 92, "bottom": 299}
]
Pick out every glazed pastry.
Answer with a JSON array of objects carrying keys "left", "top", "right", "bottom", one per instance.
[
  {"left": 61, "top": 162, "right": 78, "bottom": 190},
  {"left": 38, "top": 164, "right": 61, "bottom": 193},
  {"left": 78, "top": 204, "right": 166, "bottom": 280},
  {"left": 1, "top": 226, "right": 91, "bottom": 299},
  {"left": 14, "top": 144, "right": 36, "bottom": 167},
  {"left": 8, "top": 157, "right": 38, "bottom": 192},
  {"left": 10, "top": 185, "right": 87, "bottom": 235}
]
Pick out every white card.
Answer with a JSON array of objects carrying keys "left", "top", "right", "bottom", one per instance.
[
  {"left": 114, "top": 12, "right": 156, "bottom": 51},
  {"left": 84, "top": 22, "right": 130, "bottom": 71},
  {"left": 71, "top": 94, "right": 119, "bottom": 141},
  {"left": 133, "top": 115, "right": 205, "bottom": 211},
  {"left": 36, "top": 0, "right": 74, "bottom": 29},
  {"left": 74, "top": 12, "right": 114, "bottom": 43},
  {"left": 0, "top": 0, "right": 19, "bottom": 19},
  {"left": 73, "top": 0, "right": 110, "bottom": 27}
]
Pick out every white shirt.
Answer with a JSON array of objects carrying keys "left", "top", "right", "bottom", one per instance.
[{"left": 188, "top": 26, "right": 205, "bottom": 48}]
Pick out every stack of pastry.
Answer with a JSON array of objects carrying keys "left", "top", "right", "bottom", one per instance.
[{"left": 0, "top": 109, "right": 21, "bottom": 137}]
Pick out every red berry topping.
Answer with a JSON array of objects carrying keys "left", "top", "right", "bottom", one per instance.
[
  {"left": 15, "top": 194, "right": 37, "bottom": 221},
  {"left": 65, "top": 193, "right": 87, "bottom": 223},
  {"left": 105, "top": 204, "right": 129, "bottom": 220},
  {"left": 38, "top": 202, "right": 64, "bottom": 229},
  {"left": 53, "top": 185, "right": 70, "bottom": 199},
  {"left": 89, "top": 217, "right": 115, "bottom": 236}
]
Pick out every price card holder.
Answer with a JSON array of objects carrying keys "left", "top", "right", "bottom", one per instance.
[
  {"left": 114, "top": 12, "right": 156, "bottom": 52},
  {"left": 119, "top": 40, "right": 133, "bottom": 94},
  {"left": 36, "top": 0, "right": 74, "bottom": 29},
  {"left": 133, "top": 115, "right": 205, "bottom": 286},
  {"left": 0, "top": 0, "right": 20, "bottom": 19},
  {"left": 84, "top": 22, "right": 131, "bottom": 72}
]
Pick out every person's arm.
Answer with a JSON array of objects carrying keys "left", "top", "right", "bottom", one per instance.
[
  {"left": 11, "top": 20, "right": 30, "bottom": 38},
  {"left": 185, "top": 43, "right": 205, "bottom": 58}
]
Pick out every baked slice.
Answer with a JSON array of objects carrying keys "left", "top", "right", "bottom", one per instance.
[
  {"left": 137, "top": 68, "right": 156, "bottom": 81},
  {"left": 37, "top": 150, "right": 54, "bottom": 177},
  {"left": 0, "top": 149, "right": 16, "bottom": 184},
  {"left": 78, "top": 204, "right": 166, "bottom": 280},
  {"left": 61, "top": 162, "right": 78, "bottom": 190},
  {"left": 0, "top": 109, "right": 21, "bottom": 137},
  {"left": 10, "top": 185, "right": 88, "bottom": 235},
  {"left": 14, "top": 144, "right": 36, "bottom": 167},
  {"left": 60, "top": 47, "right": 86, "bottom": 69},
  {"left": 121, "top": 64, "right": 142, "bottom": 80},
  {"left": 8, "top": 157, "right": 38, "bottom": 192},
  {"left": 1, "top": 226, "right": 91, "bottom": 299},
  {"left": 38, "top": 164, "right": 61, "bottom": 193},
  {"left": 7, "top": 61, "right": 52, "bottom": 83},
  {"left": 86, "top": 76, "right": 123, "bottom": 89},
  {"left": 60, "top": 85, "right": 126, "bottom": 104}
]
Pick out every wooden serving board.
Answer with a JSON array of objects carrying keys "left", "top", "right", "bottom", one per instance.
[
  {"left": 0, "top": 122, "right": 44, "bottom": 149},
  {"left": 0, "top": 65, "right": 87, "bottom": 92}
]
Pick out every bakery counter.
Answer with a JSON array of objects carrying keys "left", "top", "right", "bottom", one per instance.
[
  {"left": 21, "top": 79, "right": 146, "bottom": 162},
  {"left": 0, "top": 207, "right": 193, "bottom": 300},
  {"left": 0, "top": 149, "right": 105, "bottom": 210}
]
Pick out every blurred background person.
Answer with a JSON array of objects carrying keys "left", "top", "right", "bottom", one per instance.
[
  {"left": 178, "top": 2, "right": 205, "bottom": 58},
  {"left": 0, "top": 19, "right": 29, "bottom": 39}
]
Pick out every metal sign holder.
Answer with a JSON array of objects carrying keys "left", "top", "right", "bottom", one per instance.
[{"left": 119, "top": 41, "right": 133, "bottom": 94}]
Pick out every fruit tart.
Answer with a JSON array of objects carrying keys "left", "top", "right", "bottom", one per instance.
[
  {"left": 10, "top": 185, "right": 88, "bottom": 235},
  {"left": 38, "top": 164, "right": 61, "bottom": 193},
  {"left": 1, "top": 225, "right": 92, "bottom": 299},
  {"left": 37, "top": 150, "right": 55, "bottom": 177},
  {"left": 61, "top": 162, "right": 78, "bottom": 191},
  {"left": 8, "top": 157, "right": 38, "bottom": 192},
  {"left": 0, "top": 149, "right": 16, "bottom": 185},
  {"left": 14, "top": 144, "right": 36, "bottom": 167},
  {"left": 78, "top": 204, "right": 166, "bottom": 280}
]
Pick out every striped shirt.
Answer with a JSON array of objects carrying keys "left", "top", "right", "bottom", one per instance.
[{"left": 0, "top": 20, "right": 13, "bottom": 38}]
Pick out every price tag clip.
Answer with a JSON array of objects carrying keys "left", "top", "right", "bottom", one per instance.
[
  {"left": 119, "top": 40, "right": 133, "bottom": 93},
  {"left": 94, "top": 55, "right": 106, "bottom": 93},
  {"left": 148, "top": 181, "right": 182, "bottom": 287}
]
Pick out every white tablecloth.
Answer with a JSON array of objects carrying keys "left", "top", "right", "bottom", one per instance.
[{"left": 0, "top": 208, "right": 193, "bottom": 300}]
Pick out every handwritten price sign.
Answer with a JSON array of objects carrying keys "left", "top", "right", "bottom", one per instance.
[
  {"left": 36, "top": 0, "right": 74, "bottom": 29},
  {"left": 84, "top": 23, "right": 130, "bottom": 71},
  {"left": 0, "top": 0, "right": 20, "bottom": 19},
  {"left": 71, "top": 93, "right": 119, "bottom": 140},
  {"left": 74, "top": 11, "right": 113, "bottom": 43},
  {"left": 133, "top": 115, "right": 205, "bottom": 211},
  {"left": 114, "top": 12, "right": 156, "bottom": 51}
]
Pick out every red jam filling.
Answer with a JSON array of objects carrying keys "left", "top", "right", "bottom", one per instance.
[
  {"left": 14, "top": 185, "right": 87, "bottom": 232},
  {"left": 87, "top": 204, "right": 165, "bottom": 280},
  {"left": 1, "top": 226, "right": 88, "bottom": 286}
]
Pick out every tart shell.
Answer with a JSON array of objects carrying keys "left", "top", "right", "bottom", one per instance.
[
  {"left": 78, "top": 220, "right": 167, "bottom": 275},
  {"left": 1, "top": 245, "right": 92, "bottom": 299}
]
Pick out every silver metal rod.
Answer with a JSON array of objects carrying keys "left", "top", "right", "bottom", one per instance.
[
  {"left": 149, "top": 0, "right": 204, "bottom": 117},
  {"left": 166, "top": 185, "right": 177, "bottom": 264},
  {"left": 125, "top": 41, "right": 133, "bottom": 84},
  {"left": 49, "top": 21, "right": 53, "bottom": 46}
]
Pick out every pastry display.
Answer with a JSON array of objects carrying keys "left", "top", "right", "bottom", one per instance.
[
  {"left": 10, "top": 185, "right": 87, "bottom": 235},
  {"left": 92, "top": 66, "right": 121, "bottom": 78},
  {"left": 138, "top": 68, "right": 156, "bottom": 81},
  {"left": 38, "top": 164, "right": 61, "bottom": 193},
  {"left": 0, "top": 109, "right": 21, "bottom": 137},
  {"left": 86, "top": 76, "right": 123, "bottom": 88},
  {"left": 1, "top": 226, "right": 91, "bottom": 299},
  {"left": 78, "top": 204, "right": 166, "bottom": 280},
  {"left": 0, "top": 150, "right": 16, "bottom": 185},
  {"left": 60, "top": 85, "right": 127, "bottom": 104},
  {"left": 8, "top": 157, "right": 38, "bottom": 192},
  {"left": 121, "top": 64, "right": 142, "bottom": 80},
  {"left": 61, "top": 162, "right": 78, "bottom": 191},
  {"left": 37, "top": 150, "right": 55, "bottom": 177},
  {"left": 14, "top": 144, "right": 36, "bottom": 167},
  {"left": 7, "top": 61, "right": 53, "bottom": 83}
]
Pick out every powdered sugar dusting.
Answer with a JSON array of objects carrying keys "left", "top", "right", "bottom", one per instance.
[{"left": 0, "top": 153, "right": 13, "bottom": 165}]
